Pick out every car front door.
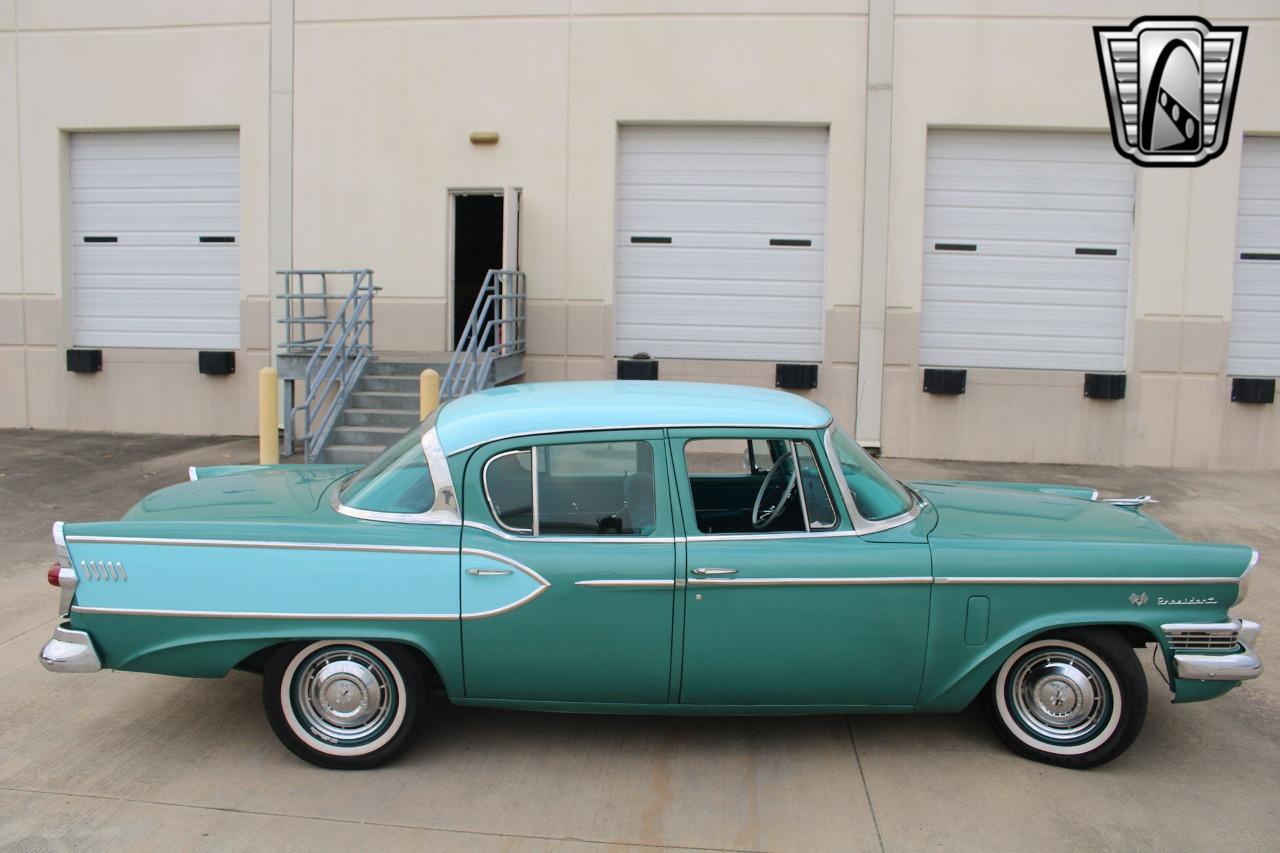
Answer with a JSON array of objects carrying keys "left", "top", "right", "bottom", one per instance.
[
  {"left": 459, "top": 430, "right": 677, "bottom": 703},
  {"left": 671, "top": 429, "right": 932, "bottom": 707}
]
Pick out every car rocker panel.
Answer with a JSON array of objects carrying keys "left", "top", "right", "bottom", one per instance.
[{"left": 38, "top": 381, "right": 1262, "bottom": 770}]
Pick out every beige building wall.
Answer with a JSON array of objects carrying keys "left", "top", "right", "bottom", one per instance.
[
  {"left": 2, "top": 0, "right": 273, "bottom": 434},
  {"left": 880, "top": 0, "right": 1280, "bottom": 468},
  {"left": 2, "top": 0, "right": 1278, "bottom": 468}
]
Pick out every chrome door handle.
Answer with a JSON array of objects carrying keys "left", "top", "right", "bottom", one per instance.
[
  {"left": 692, "top": 567, "right": 738, "bottom": 576},
  {"left": 467, "top": 568, "right": 513, "bottom": 577}
]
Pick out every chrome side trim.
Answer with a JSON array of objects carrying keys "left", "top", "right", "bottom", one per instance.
[
  {"left": 39, "top": 625, "right": 102, "bottom": 673},
  {"left": 72, "top": 605, "right": 457, "bottom": 621},
  {"left": 575, "top": 579, "right": 677, "bottom": 588},
  {"left": 1089, "top": 488, "right": 1099, "bottom": 501},
  {"left": 463, "top": 520, "right": 677, "bottom": 544},
  {"left": 64, "top": 535, "right": 459, "bottom": 556},
  {"left": 688, "top": 576, "right": 932, "bottom": 587},
  {"left": 188, "top": 466, "right": 199, "bottom": 481},
  {"left": 333, "top": 422, "right": 461, "bottom": 525},
  {"left": 822, "top": 424, "right": 921, "bottom": 536},
  {"left": 1172, "top": 620, "right": 1262, "bottom": 681},
  {"left": 934, "top": 576, "right": 1240, "bottom": 585},
  {"left": 446, "top": 418, "right": 834, "bottom": 456},
  {"left": 459, "top": 548, "right": 551, "bottom": 620}
]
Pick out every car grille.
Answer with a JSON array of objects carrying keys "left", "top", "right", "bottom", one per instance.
[{"left": 1164, "top": 627, "right": 1240, "bottom": 650}]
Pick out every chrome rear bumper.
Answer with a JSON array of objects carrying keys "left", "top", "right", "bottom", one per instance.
[
  {"left": 39, "top": 624, "right": 102, "bottom": 673},
  {"left": 1171, "top": 620, "right": 1262, "bottom": 681}
]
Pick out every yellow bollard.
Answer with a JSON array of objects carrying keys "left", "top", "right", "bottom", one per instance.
[
  {"left": 420, "top": 368, "right": 441, "bottom": 421},
  {"left": 259, "top": 367, "right": 279, "bottom": 464}
]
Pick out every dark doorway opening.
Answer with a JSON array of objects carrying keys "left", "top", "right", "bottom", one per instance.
[{"left": 452, "top": 193, "right": 505, "bottom": 348}]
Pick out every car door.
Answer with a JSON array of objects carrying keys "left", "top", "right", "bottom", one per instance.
[
  {"left": 670, "top": 428, "right": 932, "bottom": 707},
  {"left": 460, "top": 430, "right": 677, "bottom": 703}
]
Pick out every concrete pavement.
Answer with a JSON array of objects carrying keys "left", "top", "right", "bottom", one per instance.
[{"left": 1, "top": 429, "right": 1276, "bottom": 852}]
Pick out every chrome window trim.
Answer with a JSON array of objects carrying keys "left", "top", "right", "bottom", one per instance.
[
  {"left": 480, "top": 440, "right": 666, "bottom": 540},
  {"left": 794, "top": 438, "right": 839, "bottom": 531},
  {"left": 464, "top": 520, "right": 677, "bottom": 544},
  {"left": 333, "top": 424, "right": 461, "bottom": 525},
  {"left": 482, "top": 448, "right": 535, "bottom": 535},
  {"left": 822, "top": 425, "right": 920, "bottom": 536},
  {"left": 789, "top": 439, "right": 811, "bottom": 531},
  {"left": 684, "top": 530, "right": 861, "bottom": 542},
  {"left": 64, "top": 534, "right": 458, "bottom": 556},
  {"left": 446, "top": 419, "right": 834, "bottom": 456},
  {"left": 934, "top": 576, "right": 1241, "bottom": 585},
  {"left": 531, "top": 446, "right": 541, "bottom": 536}
]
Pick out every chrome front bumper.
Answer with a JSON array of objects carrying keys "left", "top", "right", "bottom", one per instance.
[
  {"left": 39, "top": 624, "right": 102, "bottom": 673},
  {"left": 1170, "top": 620, "right": 1262, "bottom": 682}
]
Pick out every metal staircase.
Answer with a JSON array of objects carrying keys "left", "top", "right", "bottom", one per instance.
[{"left": 275, "top": 267, "right": 526, "bottom": 464}]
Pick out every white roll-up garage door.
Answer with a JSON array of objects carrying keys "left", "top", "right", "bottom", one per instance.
[
  {"left": 1229, "top": 137, "right": 1280, "bottom": 378},
  {"left": 615, "top": 125, "right": 827, "bottom": 362},
  {"left": 920, "top": 130, "right": 1135, "bottom": 372},
  {"left": 71, "top": 130, "right": 240, "bottom": 349}
]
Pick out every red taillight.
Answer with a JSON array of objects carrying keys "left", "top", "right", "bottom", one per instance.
[{"left": 48, "top": 563, "right": 62, "bottom": 587}]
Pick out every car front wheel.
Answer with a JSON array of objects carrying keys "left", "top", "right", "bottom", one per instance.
[
  {"left": 263, "top": 640, "right": 426, "bottom": 769},
  {"left": 982, "top": 628, "right": 1147, "bottom": 769}
]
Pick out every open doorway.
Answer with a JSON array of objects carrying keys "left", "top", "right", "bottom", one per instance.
[{"left": 451, "top": 192, "right": 504, "bottom": 348}]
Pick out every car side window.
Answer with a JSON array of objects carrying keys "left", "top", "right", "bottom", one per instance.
[
  {"left": 482, "top": 440, "right": 658, "bottom": 536},
  {"left": 683, "top": 437, "right": 838, "bottom": 534}
]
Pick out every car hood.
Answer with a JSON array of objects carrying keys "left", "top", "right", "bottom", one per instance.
[
  {"left": 122, "top": 465, "right": 359, "bottom": 522},
  {"left": 911, "top": 480, "right": 1179, "bottom": 543}
]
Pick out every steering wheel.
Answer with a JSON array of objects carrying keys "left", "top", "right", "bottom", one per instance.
[{"left": 751, "top": 451, "right": 798, "bottom": 529}]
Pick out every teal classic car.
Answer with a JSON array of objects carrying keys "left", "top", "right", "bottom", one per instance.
[{"left": 40, "top": 382, "right": 1261, "bottom": 769}]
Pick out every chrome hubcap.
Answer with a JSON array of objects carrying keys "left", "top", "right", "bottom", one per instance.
[
  {"left": 294, "top": 648, "right": 394, "bottom": 744},
  {"left": 1009, "top": 650, "right": 1109, "bottom": 743}
]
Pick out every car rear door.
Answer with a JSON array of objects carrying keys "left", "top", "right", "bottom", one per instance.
[{"left": 459, "top": 430, "right": 678, "bottom": 703}]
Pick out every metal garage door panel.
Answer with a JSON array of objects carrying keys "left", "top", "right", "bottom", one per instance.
[
  {"left": 1229, "top": 137, "right": 1280, "bottom": 376},
  {"left": 615, "top": 125, "right": 828, "bottom": 362},
  {"left": 920, "top": 130, "right": 1135, "bottom": 372},
  {"left": 71, "top": 130, "right": 240, "bottom": 349}
]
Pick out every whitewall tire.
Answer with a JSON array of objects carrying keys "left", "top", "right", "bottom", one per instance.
[
  {"left": 263, "top": 640, "right": 426, "bottom": 769},
  {"left": 982, "top": 628, "right": 1147, "bottom": 769}
]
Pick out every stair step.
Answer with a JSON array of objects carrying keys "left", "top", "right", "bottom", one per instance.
[
  {"left": 330, "top": 425, "right": 408, "bottom": 446},
  {"left": 321, "top": 444, "right": 386, "bottom": 466},
  {"left": 348, "top": 390, "right": 420, "bottom": 411},
  {"left": 365, "top": 359, "right": 453, "bottom": 377},
  {"left": 357, "top": 374, "right": 422, "bottom": 392},
  {"left": 340, "top": 408, "right": 421, "bottom": 429}
]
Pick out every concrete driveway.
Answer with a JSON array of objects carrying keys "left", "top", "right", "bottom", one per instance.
[{"left": 1, "top": 430, "right": 1276, "bottom": 851}]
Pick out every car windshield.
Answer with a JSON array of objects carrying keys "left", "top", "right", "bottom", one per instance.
[
  {"left": 339, "top": 414, "right": 436, "bottom": 514},
  {"left": 828, "top": 426, "right": 914, "bottom": 521}
]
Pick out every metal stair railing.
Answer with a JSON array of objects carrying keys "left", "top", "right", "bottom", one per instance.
[
  {"left": 441, "top": 269, "right": 526, "bottom": 401},
  {"left": 278, "top": 269, "right": 378, "bottom": 461}
]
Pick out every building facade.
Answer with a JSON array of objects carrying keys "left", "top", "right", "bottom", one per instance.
[{"left": 2, "top": 0, "right": 1278, "bottom": 468}]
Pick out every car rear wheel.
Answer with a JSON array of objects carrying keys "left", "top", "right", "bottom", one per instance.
[
  {"left": 263, "top": 640, "right": 426, "bottom": 769},
  {"left": 982, "top": 628, "right": 1147, "bottom": 769}
]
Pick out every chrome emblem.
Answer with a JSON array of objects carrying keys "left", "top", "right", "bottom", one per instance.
[
  {"left": 1129, "top": 592, "right": 1149, "bottom": 607},
  {"left": 1094, "top": 17, "right": 1247, "bottom": 167}
]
